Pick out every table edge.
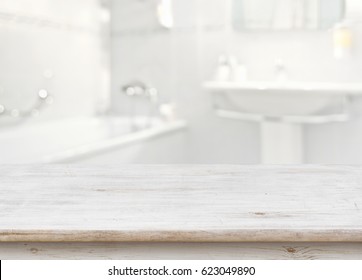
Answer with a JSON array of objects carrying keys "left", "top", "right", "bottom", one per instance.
[{"left": 1, "top": 229, "right": 362, "bottom": 243}]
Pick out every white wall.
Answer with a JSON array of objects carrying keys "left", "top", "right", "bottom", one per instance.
[
  {"left": 0, "top": 0, "right": 109, "bottom": 123},
  {"left": 111, "top": 0, "right": 362, "bottom": 164},
  {"left": 110, "top": 0, "right": 259, "bottom": 164}
]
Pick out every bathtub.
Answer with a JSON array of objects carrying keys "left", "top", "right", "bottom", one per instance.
[{"left": 0, "top": 116, "right": 187, "bottom": 164}]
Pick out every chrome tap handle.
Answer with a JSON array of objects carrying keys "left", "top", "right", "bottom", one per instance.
[
  {"left": 122, "top": 81, "right": 147, "bottom": 96},
  {"left": 122, "top": 81, "right": 158, "bottom": 102}
]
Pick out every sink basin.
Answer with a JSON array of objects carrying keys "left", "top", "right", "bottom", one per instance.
[
  {"left": 204, "top": 80, "right": 362, "bottom": 164},
  {"left": 204, "top": 81, "right": 362, "bottom": 117}
]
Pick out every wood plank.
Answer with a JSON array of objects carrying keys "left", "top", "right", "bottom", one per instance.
[
  {"left": 0, "top": 165, "right": 362, "bottom": 242},
  {"left": 1, "top": 243, "right": 362, "bottom": 260}
]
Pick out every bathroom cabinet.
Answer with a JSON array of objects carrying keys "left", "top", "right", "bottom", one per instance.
[{"left": 1, "top": 165, "right": 362, "bottom": 259}]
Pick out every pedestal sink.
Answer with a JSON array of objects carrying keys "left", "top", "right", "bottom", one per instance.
[{"left": 204, "top": 81, "right": 362, "bottom": 164}]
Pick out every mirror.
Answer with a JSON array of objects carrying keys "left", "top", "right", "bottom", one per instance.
[{"left": 232, "top": 0, "right": 346, "bottom": 30}]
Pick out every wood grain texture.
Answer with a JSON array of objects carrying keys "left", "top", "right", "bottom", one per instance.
[
  {"left": 1, "top": 165, "right": 362, "bottom": 242},
  {"left": 1, "top": 243, "right": 362, "bottom": 260}
]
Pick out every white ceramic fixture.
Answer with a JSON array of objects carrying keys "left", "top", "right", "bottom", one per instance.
[{"left": 204, "top": 81, "right": 362, "bottom": 164}]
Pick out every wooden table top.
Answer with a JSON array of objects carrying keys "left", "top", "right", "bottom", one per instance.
[{"left": 1, "top": 165, "right": 362, "bottom": 242}]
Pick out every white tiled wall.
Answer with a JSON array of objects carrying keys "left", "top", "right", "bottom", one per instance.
[
  {"left": 0, "top": 0, "right": 109, "bottom": 122},
  {"left": 110, "top": 0, "right": 362, "bottom": 164}
]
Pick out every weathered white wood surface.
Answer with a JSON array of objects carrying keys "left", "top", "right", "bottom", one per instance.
[
  {"left": 1, "top": 165, "right": 362, "bottom": 243},
  {"left": 1, "top": 243, "right": 362, "bottom": 260}
]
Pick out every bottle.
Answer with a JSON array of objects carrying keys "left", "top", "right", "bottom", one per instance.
[
  {"left": 333, "top": 22, "right": 352, "bottom": 59},
  {"left": 215, "top": 55, "right": 232, "bottom": 82},
  {"left": 231, "top": 60, "right": 248, "bottom": 82}
]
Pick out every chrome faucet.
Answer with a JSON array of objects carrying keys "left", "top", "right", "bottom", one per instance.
[
  {"left": 122, "top": 81, "right": 159, "bottom": 102},
  {"left": 274, "top": 58, "right": 288, "bottom": 81},
  {"left": 121, "top": 81, "right": 160, "bottom": 129}
]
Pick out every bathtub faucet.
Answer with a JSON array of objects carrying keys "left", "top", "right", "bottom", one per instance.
[
  {"left": 122, "top": 81, "right": 158, "bottom": 102},
  {"left": 121, "top": 81, "right": 160, "bottom": 130}
]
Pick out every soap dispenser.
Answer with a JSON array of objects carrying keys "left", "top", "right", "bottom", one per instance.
[
  {"left": 215, "top": 54, "right": 231, "bottom": 82},
  {"left": 231, "top": 58, "right": 248, "bottom": 82}
]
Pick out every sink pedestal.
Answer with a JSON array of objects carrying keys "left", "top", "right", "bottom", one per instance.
[{"left": 261, "top": 122, "right": 303, "bottom": 164}]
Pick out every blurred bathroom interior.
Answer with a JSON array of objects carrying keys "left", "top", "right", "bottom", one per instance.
[{"left": 1, "top": 0, "right": 362, "bottom": 164}]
